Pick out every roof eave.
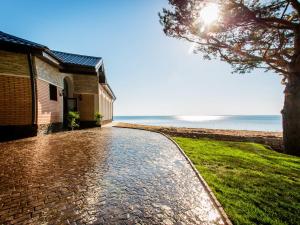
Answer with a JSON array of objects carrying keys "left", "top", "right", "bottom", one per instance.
[
  {"left": 95, "top": 59, "right": 103, "bottom": 71},
  {"left": 40, "top": 51, "right": 62, "bottom": 68},
  {"left": 59, "top": 64, "right": 98, "bottom": 75},
  {"left": 102, "top": 83, "right": 116, "bottom": 100},
  {"left": 0, "top": 40, "right": 45, "bottom": 54}
]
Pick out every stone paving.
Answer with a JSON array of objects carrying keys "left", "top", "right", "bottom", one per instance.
[{"left": 0, "top": 127, "right": 225, "bottom": 224}]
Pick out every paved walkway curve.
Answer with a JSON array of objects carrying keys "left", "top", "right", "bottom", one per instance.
[{"left": 0, "top": 127, "right": 225, "bottom": 225}]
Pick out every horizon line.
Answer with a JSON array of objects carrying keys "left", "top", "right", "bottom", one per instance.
[{"left": 114, "top": 114, "right": 282, "bottom": 117}]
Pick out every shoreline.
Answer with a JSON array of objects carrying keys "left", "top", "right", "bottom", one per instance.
[{"left": 114, "top": 122, "right": 283, "bottom": 152}]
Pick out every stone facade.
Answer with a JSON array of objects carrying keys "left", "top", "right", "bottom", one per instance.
[
  {"left": 35, "top": 57, "right": 65, "bottom": 88},
  {"left": 37, "top": 123, "right": 64, "bottom": 135}
]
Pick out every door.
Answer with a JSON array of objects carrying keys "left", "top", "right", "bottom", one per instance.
[{"left": 63, "top": 78, "right": 77, "bottom": 127}]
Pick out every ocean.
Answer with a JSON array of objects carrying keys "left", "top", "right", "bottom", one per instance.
[{"left": 114, "top": 115, "right": 282, "bottom": 132}]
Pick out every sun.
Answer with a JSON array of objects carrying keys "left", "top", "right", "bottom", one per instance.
[{"left": 200, "top": 3, "right": 220, "bottom": 26}]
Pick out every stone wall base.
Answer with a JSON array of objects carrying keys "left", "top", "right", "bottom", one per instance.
[
  {"left": 0, "top": 120, "right": 114, "bottom": 142},
  {"left": 37, "top": 123, "right": 64, "bottom": 135},
  {"left": 0, "top": 125, "right": 37, "bottom": 142},
  {"left": 79, "top": 120, "right": 98, "bottom": 128},
  {"left": 79, "top": 120, "right": 112, "bottom": 128}
]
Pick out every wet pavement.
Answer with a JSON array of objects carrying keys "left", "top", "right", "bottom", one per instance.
[{"left": 0, "top": 127, "right": 225, "bottom": 224}]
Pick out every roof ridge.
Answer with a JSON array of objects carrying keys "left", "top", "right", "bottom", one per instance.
[{"left": 51, "top": 50, "right": 102, "bottom": 59}]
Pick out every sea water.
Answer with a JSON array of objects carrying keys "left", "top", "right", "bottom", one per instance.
[{"left": 114, "top": 115, "right": 282, "bottom": 132}]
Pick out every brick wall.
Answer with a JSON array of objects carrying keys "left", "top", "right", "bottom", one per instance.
[
  {"left": 37, "top": 79, "right": 63, "bottom": 124},
  {"left": 0, "top": 75, "right": 32, "bottom": 125},
  {"left": 0, "top": 50, "right": 32, "bottom": 126}
]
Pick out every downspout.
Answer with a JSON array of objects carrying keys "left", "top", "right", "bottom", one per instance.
[
  {"left": 112, "top": 100, "right": 114, "bottom": 121},
  {"left": 27, "top": 53, "right": 37, "bottom": 126}
]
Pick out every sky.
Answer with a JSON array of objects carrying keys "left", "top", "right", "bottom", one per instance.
[{"left": 0, "top": 0, "right": 284, "bottom": 116}]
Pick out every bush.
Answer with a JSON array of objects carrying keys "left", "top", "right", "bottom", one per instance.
[
  {"left": 67, "top": 111, "right": 80, "bottom": 130},
  {"left": 95, "top": 112, "right": 103, "bottom": 126}
]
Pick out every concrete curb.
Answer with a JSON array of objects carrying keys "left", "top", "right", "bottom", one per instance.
[{"left": 114, "top": 125, "right": 233, "bottom": 225}]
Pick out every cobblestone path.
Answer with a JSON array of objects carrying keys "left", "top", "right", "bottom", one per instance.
[{"left": 0, "top": 128, "right": 225, "bottom": 224}]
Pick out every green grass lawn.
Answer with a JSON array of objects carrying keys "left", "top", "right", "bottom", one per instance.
[{"left": 173, "top": 137, "right": 300, "bottom": 225}]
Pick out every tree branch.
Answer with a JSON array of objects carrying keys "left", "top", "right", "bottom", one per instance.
[
  {"left": 265, "top": 61, "right": 289, "bottom": 75},
  {"left": 159, "top": 0, "right": 297, "bottom": 77},
  {"left": 209, "top": 36, "right": 289, "bottom": 75},
  {"left": 290, "top": 0, "right": 300, "bottom": 15},
  {"left": 229, "top": 0, "right": 298, "bottom": 29}
]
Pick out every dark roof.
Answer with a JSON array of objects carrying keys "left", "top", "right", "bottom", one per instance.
[
  {"left": 0, "top": 30, "right": 106, "bottom": 77},
  {"left": 51, "top": 50, "right": 102, "bottom": 68},
  {"left": 0, "top": 31, "right": 102, "bottom": 69},
  {"left": 0, "top": 31, "right": 47, "bottom": 50}
]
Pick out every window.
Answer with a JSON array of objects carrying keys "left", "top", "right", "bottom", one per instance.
[{"left": 49, "top": 84, "right": 57, "bottom": 101}]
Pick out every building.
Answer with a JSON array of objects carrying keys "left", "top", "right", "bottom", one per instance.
[{"left": 0, "top": 31, "right": 116, "bottom": 140}]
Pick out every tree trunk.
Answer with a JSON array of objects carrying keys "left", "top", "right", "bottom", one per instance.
[{"left": 282, "top": 56, "right": 300, "bottom": 156}]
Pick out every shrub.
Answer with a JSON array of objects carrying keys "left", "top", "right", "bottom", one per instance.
[
  {"left": 67, "top": 111, "right": 80, "bottom": 130},
  {"left": 95, "top": 112, "right": 103, "bottom": 126}
]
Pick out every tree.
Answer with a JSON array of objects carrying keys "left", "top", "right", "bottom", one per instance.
[{"left": 159, "top": 0, "right": 300, "bottom": 155}]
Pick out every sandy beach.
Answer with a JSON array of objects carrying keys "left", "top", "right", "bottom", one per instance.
[{"left": 114, "top": 122, "right": 283, "bottom": 152}]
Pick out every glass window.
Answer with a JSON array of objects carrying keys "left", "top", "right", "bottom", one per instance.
[{"left": 49, "top": 84, "right": 57, "bottom": 101}]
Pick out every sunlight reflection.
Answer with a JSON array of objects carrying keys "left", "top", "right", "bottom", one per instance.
[{"left": 176, "top": 115, "right": 225, "bottom": 122}]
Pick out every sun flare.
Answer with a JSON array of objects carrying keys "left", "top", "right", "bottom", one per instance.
[{"left": 200, "top": 3, "right": 220, "bottom": 26}]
